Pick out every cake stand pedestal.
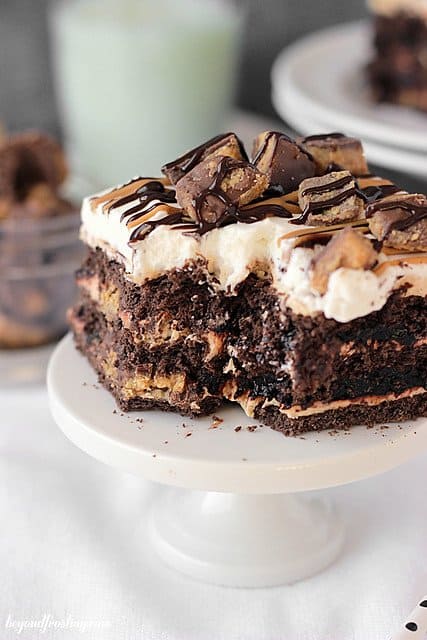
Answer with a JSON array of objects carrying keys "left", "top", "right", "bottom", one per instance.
[{"left": 47, "top": 336, "right": 427, "bottom": 587}]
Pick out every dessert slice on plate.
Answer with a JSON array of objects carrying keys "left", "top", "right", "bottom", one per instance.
[
  {"left": 367, "top": 0, "right": 427, "bottom": 112},
  {"left": 69, "top": 130, "right": 427, "bottom": 435}
]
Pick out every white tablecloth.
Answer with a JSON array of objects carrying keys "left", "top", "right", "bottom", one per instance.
[{"left": 1, "top": 385, "right": 426, "bottom": 640}]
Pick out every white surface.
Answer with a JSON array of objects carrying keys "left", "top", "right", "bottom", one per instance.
[
  {"left": 0, "top": 343, "right": 54, "bottom": 387},
  {"left": 1, "top": 384, "right": 427, "bottom": 639},
  {"left": 273, "top": 85, "right": 427, "bottom": 177},
  {"left": 48, "top": 335, "right": 427, "bottom": 494},
  {"left": 271, "top": 21, "right": 427, "bottom": 153},
  {"left": 150, "top": 491, "right": 344, "bottom": 587}
]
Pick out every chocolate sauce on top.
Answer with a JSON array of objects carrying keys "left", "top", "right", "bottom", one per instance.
[
  {"left": 251, "top": 131, "right": 293, "bottom": 165},
  {"left": 292, "top": 174, "right": 357, "bottom": 225},
  {"left": 192, "top": 156, "right": 293, "bottom": 234},
  {"left": 301, "top": 174, "right": 353, "bottom": 197},
  {"left": 161, "top": 132, "right": 248, "bottom": 178},
  {"left": 292, "top": 187, "right": 357, "bottom": 225},
  {"left": 356, "top": 183, "right": 400, "bottom": 205},
  {"left": 365, "top": 197, "right": 427, "bottom": 238},
  {"left": 129, "top": 211, "right": 186, "bottom": 244}
]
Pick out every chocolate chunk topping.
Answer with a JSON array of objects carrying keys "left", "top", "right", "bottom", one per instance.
[
  {"left": 252, "top": 131, "right": 315, "bottom": 194},
  {"left": 367, "top": 193, "right": 427, "bottom": 251},
  {"left": 298, "top": 133, "right": 368, "bottom": 176},
  {"left": 296, "top": 171, "right": 364, "bottom": 226},
  {"left": 161, "top": 132, "right": 247, "bottom": 184},
  {"left": 175, "top": 155, "right": 270, "bottom": 232},
  {"left": 311, "top": 226, "right": 378, "bottom": 294}
]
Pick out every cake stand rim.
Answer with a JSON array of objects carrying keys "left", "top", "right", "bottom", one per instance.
[{"left": 47, "top": 334, "right": 427, "bottom": 494}]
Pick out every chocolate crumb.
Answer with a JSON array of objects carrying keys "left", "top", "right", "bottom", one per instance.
[
  {"left": 234, "top": 426, "right": 242, "bottom": 432},
  {"left": 209, "top": 414, "right": 224, "bottom": 429},
  {"left": 185, "top": 432, "right": 192, "bottom": 437},
  {"left": 246, "top": 425, "right": 258, "bottom": 432}
]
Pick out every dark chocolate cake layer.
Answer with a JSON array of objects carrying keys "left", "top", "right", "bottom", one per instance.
[
  {"left": 230, "top": 276, "right": 427, "bottom": 405},
  {"left": 70, "top": 299, "right": 224, "bottom": 416},
  {"left": 255, "top": 393, "right": 427, "bottom": 437}
]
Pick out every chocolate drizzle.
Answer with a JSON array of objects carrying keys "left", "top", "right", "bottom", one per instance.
[
  {"left": 292, "top": 174, "right": 357, "bottom": 225},
  {"left": 366, "top": 197, "right": 427, "bottom": 238},
  {"left": 252, "top": 131, "right": 293, "bottom": 165},
  {"left": 129, "top": 212, "right": 188, "bottom": 244},
  {"left": 355, "top": 183, "right": 400, "bottom": 204},
  {"left": 192, "top": 156, "right": 293, "bottom": 234},
  {"left": 112, "top": 181, "right": 176, "bottom": 222},
  {"left": 301, "top": 174, "right": 353, "bottom": 197},
  {"left": 88, "top": 129, "right": 427, "bottom": 252},
  {"left": 161, "top": 132, "right": 248, "bottom": 181}
]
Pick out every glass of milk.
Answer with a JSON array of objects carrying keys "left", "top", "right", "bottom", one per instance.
[{"left": 50, "top": 0, "right": 242, "bottom": 188}]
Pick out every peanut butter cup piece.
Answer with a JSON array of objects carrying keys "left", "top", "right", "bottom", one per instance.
[
  {"left": 311, "top": 226, "right": 378, "bottom": 294},
  {"left": 175, "top": 155, "right": 268, "bottom": 227},
  {"left": 297, "top": 133, "right": 368, "bottom": 176},
  {"left": 0, "top": 131, "right": 68, "bottom": 203},
  {"left": 161, "top": 132, "right": 247, "bottom": 184},
  {"left": 367, "top": 193, "right": 427, "bottom": 252},
  {"left": 251, "top": 131, "right": 315, "bottom": 194},
  {"left": 298, "top": 171, "right": 364, "bottom": 226}
]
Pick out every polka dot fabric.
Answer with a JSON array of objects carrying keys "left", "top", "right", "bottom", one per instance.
[{"left": 392, "top": 597, "right": 427, "bottom": 639}]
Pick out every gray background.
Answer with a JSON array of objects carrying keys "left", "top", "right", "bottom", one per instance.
[
  {"left": 4, "top": 1, "right": 424, "bottom": 190},
  {"left": 0, "top": 0, "right": 367, "bottom": 135}
]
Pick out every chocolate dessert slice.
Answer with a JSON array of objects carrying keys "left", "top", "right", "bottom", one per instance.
[
  {"left": 367, "top": 0, "right": 427, "bottom": 111},
  {"left": 69, "top": 131, "right": 427, "bottom": 434}
]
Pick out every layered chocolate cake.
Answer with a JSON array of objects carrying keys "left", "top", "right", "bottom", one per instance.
[
  {"left": 70, "top": 131, "right": 427, "bottom": 435},
  {"left": 367, "top": 0, "right": 427, "bottom": 111}
]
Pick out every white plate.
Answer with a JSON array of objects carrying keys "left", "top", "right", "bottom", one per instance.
[
  {"left": 272, "top": 87, "right": 427, "bottom": 177},
  {"left": 271, "top": 21, "right": 427, "bottom": 153}
]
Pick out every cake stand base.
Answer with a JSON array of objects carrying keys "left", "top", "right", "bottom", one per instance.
[
  {"left": 150, "top": 490, "right": 343, "bottom": 587},
  {"left": 47, "top": 336, "right": 427, "bottom": 588}
]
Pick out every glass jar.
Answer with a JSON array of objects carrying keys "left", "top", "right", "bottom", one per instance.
[{"left": 0, "top": 210, "right": 84, "bottom": 383}]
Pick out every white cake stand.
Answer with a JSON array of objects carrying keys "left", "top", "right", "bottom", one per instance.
[{"left": 47, "top": 335, "right": 427, "bottom": 587}]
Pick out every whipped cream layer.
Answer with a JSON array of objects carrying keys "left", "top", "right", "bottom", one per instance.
[{"left": 80, "top": 178, "right": 427, "bottom": 324}]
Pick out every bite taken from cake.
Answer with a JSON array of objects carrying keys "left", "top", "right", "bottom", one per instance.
[{"left": 69, "top": 130, "right": 427, "bottom": 435}]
